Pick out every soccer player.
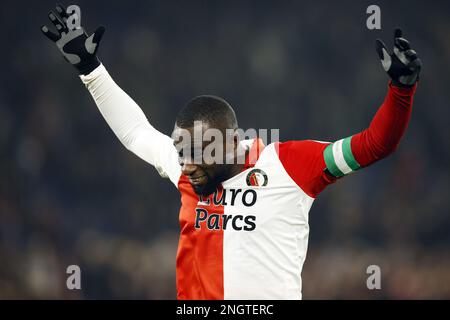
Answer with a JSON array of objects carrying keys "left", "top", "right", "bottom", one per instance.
[{"left": 42, "top": 5, "right": 422, "bottom": 299}]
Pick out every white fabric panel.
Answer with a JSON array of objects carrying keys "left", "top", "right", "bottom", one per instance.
[{"left": 222, "top": 143, "right": 313, "bottom": 299}]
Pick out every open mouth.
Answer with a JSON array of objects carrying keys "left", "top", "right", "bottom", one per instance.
[{"left": 189, "top": 175, "right": 207, "bottom": 185}]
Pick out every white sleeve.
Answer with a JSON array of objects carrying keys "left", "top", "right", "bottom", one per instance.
[{"left": 79, "top": 64, "right": 181, "bottom": 186}]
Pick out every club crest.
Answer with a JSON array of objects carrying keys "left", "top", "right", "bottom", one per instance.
[{"left": 246, "top": 169, "right": 268, "bottom": 187}]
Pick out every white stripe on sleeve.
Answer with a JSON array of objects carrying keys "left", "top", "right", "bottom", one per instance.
[{"left": 332, "top": 139, "right": 353, "bottom": 175}]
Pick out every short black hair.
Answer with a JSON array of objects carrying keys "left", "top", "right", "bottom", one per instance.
[{"left": 176, "top": 95, "right": 238, "bottom": 130}]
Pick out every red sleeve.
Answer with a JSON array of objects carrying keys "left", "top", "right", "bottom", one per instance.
[
  {"left": 277, "top": 82, "right": 417, "bottom": 198},
  {"left": 277, "top": 140, "right": 337, "bottom": 198},
  {"left": 351, "top": 82, "right": 417, "bottom": 167}
]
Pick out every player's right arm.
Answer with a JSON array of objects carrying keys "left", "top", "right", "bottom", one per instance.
[
  {"left": 41, "top": 4, "right": 181, "bottom": 185},
  {"left": 79, "top": 64, "right": 181, "bottom": 185}
]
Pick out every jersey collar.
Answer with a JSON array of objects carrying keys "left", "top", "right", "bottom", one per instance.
[{"left": 243, "top": 138, "right": 265, "bottom": 170}]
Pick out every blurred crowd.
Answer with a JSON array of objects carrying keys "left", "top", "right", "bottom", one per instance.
[{"left": 0, "top": 0, "right": 449, "bottom": 298}]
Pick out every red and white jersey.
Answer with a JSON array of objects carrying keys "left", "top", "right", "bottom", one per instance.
[
  {"left": 174, "top": 138, "right": 334, "bottom": 299},
  {"left": 81, "top": 64, "right": 417, "bottom": 300}
]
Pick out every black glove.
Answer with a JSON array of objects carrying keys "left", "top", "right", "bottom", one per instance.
[
  {"left": 41, "top": 4, "right": 105, "bottom": 75},
  {"left": 375, "top": 28, "right": 422, "bottom": 87}
]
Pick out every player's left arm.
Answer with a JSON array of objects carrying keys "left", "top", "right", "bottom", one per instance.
[
  {"left": 324, "top": 28, "right": 422, "bottom": 178},
  {"left": 278, "top": 29, "right": 421, "bottom": 198}
]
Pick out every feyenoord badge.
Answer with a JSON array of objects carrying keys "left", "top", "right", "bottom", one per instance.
[{"left": 246, "top": 169, "right": 268, "bottom": 187}]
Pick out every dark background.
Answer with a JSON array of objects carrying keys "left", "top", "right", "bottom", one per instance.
[{"left": 0, "top": 0, "right": 449, "bottom": 299}]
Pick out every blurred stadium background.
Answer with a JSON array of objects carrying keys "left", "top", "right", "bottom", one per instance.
[{"left": 0, "top": 0, "right": 449, "bottom": 299}]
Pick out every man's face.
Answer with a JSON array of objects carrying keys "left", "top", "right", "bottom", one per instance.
[{"left": 172, "top": 121, "right": 237, "bottom": 196}]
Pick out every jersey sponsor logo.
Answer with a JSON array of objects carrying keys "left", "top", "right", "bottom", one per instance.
[
  {"left": 199, "top": 188, "right": 257, "bottom": 207},
  {"left": 194, "top": 208, "right": 256, "bottom": 231},
  {"left": 246, "top": 168, "right": 268, "bottom": 187},
  {"left": 195, "top": 188, "right": 257, "bottom": 231}
]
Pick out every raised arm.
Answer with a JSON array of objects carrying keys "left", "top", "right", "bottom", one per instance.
[
  {"left": 324, "top": 28, "right": 421, "bottom": 177},
  {"left": 277, "top": 29, "right": 422, "bottom": 198},
  {"left": 41, "top": 4, "right": 181, "bottom": 185},
  {"left": 79, "top": 64, "right": 181, "bottom": 185},
  {"left": 324, "top": 82, "right": 415, "bottom": 176}
]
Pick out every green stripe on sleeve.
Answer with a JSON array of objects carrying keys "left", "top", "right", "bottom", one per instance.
[
  {"left": 323, "top": 143, "right": 344, "bottom": 177},
  {"left": 342, "top": 136, "right": 361, "bottom": 171}
]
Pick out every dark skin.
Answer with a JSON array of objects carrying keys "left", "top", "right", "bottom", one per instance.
[{"left": 172, "top": 122, "right": 247, "bottom": 196}]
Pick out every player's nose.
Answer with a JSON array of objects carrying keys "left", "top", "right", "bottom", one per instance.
[{"left": 181, "top": 163, "right": 198, "bottom": 176}]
